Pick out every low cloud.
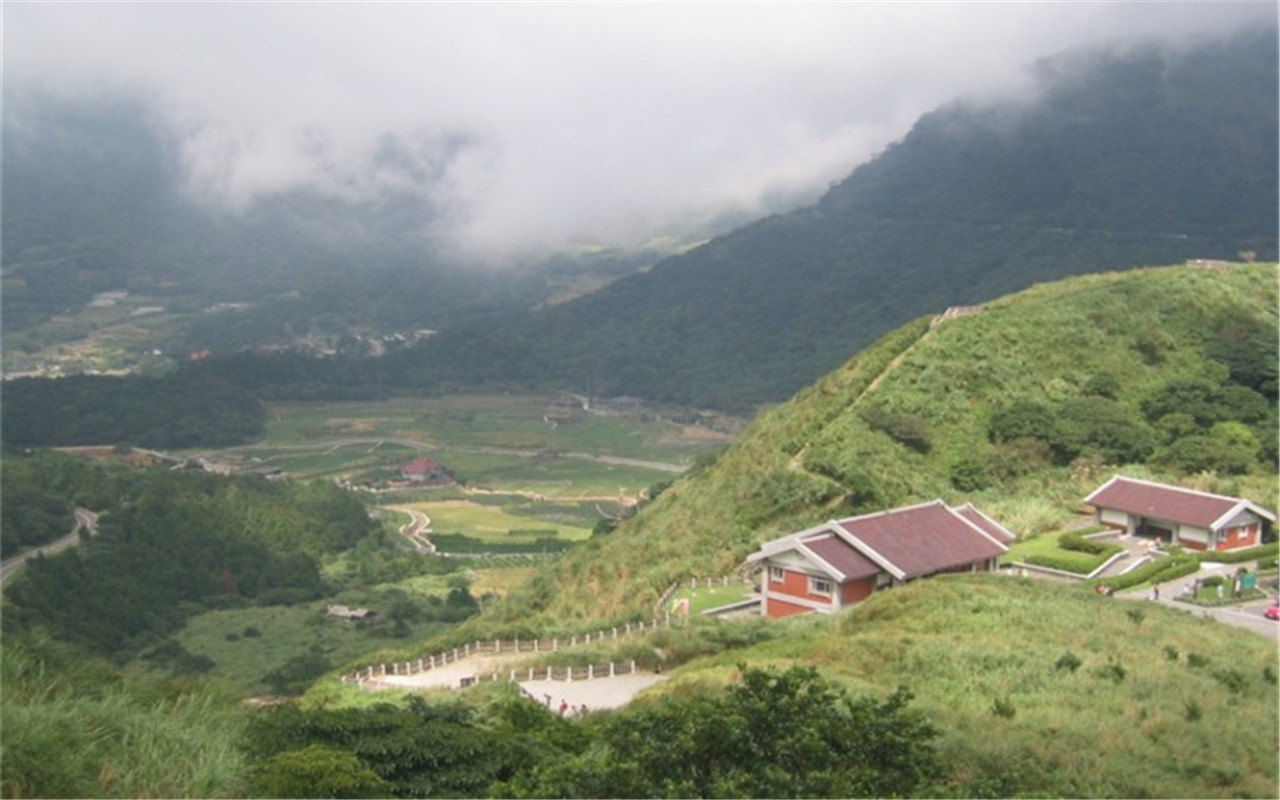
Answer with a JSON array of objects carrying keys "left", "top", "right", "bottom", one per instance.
[{"left": 6, "top": 2, "right": 1273, "bottom": 259}]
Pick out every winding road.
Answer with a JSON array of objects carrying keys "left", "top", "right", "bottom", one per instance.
[{"left": 0, "top": 508, "right": 99, "bottom": 586}]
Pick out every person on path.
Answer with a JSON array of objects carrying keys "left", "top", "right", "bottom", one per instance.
[
  {"left": 1152, "top": 585, "right": 1160, "bottom": 601},
  {"left": 559, "top": 699, "right": 569, "bottom": 716}
]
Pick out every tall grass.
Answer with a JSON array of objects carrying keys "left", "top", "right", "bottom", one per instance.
[
  {"left": 1, "top": 638, "right": 248, "bottom": 798},
  {"left": 644, "top": 576, "right": 1279, "bottom": 798}
]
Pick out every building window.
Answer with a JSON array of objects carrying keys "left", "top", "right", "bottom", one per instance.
[
  {"left": 809, "top": 576, "right": 833, "bottom": 596},
  {"left": 770, "top": 565, "right": 784, "bottom": 583}
]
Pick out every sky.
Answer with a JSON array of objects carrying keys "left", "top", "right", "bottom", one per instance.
[{"left": 5, "top": 1, "right": 1275, "bottom": 261}]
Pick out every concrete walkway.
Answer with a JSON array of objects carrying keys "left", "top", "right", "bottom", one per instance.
[
  {"left": 366, "top": 650, "right": 669, "bottom": 712},
  {"left": 519, "top": 673, "right": 669, "bottom": 713}
]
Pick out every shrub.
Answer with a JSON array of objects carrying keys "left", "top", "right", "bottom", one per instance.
[
  {"left": 859, "top": 406, "right": 932, "bottom": 454},
  {"left": 1053, "top": 651, "right": 1082, "bottom": 673},
  {"left": 990, "top": 697, "right": 1016, "bottom": 719},
  {"left": 1184, "top": 700, "right": 1203, "bottom": 721},
  {"left": 1212, "top": 669, "right": 1247, "bottom": 695}
]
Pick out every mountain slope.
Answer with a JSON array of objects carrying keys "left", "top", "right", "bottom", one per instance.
[
  {"left": 480, "top": 261, "right": 1277, "bottom": 624},
  {"left": 460, "top": 30, "right": 1277, "bottom": 410}
]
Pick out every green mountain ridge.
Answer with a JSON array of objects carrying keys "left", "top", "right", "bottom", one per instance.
[
  {"left": 431, "top": 29, "right": 1277, "bottom": 410},
  {"left": 477, "top": 261, "right": 1277, "bottom": 626}
]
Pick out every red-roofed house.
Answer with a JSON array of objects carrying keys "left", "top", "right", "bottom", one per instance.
[
  {"left": 745, "top": 500, "right": 1013, "bottom": 618},
  {"left": 1084, "top": 475, "right": 1275, "bottom": 552},
  {"left": 400, "top": 457, "right": 447, "bottom": 483}
]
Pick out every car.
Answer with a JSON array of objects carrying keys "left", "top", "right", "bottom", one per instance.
[{"left": 1264, "top": 603, "right": 1280, "bottom": 621}]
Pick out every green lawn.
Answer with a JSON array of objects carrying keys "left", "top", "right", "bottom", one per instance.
[
  {"left": 164, "top": 603, "right": 453, "bottom": 694},
  {"left": 1002, "top": 530, "right": 1114, "bottom": 575},
  {"left": 670, "top": 582, "right": 756, "bottom": 615}
]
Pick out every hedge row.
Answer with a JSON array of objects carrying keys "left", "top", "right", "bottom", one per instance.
[
  {"left": 1188, "top": 542, "right": 1279, "bottom": 564},
  {"left": 1025, "top": 550, "right": 1112, "bottom": 575},
  {"left": 1093, "top": 554, "right": 1200, "bottom": 592},
  {"left": 1060, "top": 531, "right": 1123, "bottom": 558}
]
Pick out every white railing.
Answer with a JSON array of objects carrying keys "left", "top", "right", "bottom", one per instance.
[{"left": 342, "top": 616, "right": 672, "bottom": 684}]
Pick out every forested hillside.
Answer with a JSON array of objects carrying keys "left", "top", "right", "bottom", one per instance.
[
  {"left": 417, "top": 29, "right": 1277, "bottom": 409},
  {"left": 476, "top": 262, "right": 1277, "bottom": 624}
]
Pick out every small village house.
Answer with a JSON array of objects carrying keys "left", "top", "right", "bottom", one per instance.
[
  {"left": 1084, "top": 475, "right": 1275, "bottom": 552},
  {"left": 399, "top": 457, "right": 447, "bottom": 483},
  {"left": 746, "top": 500, "right": 1014, "bottom": 618}
]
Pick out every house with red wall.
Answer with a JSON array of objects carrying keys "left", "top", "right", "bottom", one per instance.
[
  {"left": 745, "top": 500, "right": 1014, "bottom": 618},
  {"left": 1084, "top": 475, "right": 1275, "bottom": 552}
]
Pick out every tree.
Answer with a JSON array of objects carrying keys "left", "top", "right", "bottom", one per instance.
[
  {"left": 253, "top": 745, "right": 387, "bottom": 799},
  {"left": 506, "top": 665, "right": 940, "bottom": 798}
]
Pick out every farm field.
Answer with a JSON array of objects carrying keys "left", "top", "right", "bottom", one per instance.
[
  {"left": 204, "top": 394, "right": 734, "bottom": 500},
  {"left": 388, "top": 500, "right": 594, "bottom": 543}
]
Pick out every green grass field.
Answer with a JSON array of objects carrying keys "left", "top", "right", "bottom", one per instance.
[
  {"left": 1001, "top": 530, "right": 1113, "bottom": 574},
  {"left": 164, "top": 603, "right": 454, "bottom": 694},
  {"left": 400, "top": 500, "right": 594, "bottom": 543},
  {"left": 670, "top": 582, "right": 756, "bottom": 615}
]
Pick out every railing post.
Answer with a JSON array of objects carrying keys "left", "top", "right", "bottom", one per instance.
[
  {"left": 567, "top": 667, "right": 573, "bottom": 682},
  {"left": 380, "top": 664, "right": 386, "bottom": 676},
  {"left": 515, "top": 637, "right": 520, "bottom": 651},
  {"left": 430, "top": 655, "right": 436, "bottom": 669},
  {"left": 534, "top": 638, "right": 540, "bottom": 652},
  {"left": 553, "top": 637, "right": 559, "bottom": 651},
  {"left": 465, "top": 643, "right": 471, "bottom": 656},
  {"left": 612, "top": 627, "right": 618, "bottom": 639},
  {"left": 609, "top": 662, "right": 615, "bottom": 676},
  {"left": 528, "top": 667, "right": 534, "bottom": 681},
  {"left": 630, "top": 660, "right": 636, "bottom": 674},
  {"left": 417, "top": 658, "right": 423, "bottom": 671},
  {"left": 571, "top": 635, "right": 577, "bottom": 646},
  {"left": 454, "top": 647, "right": 460, "bottom": 660},
  {"left": 588, "top": 664, "right": 594, "bottom": 679},
  {"left": 494, "top": 638, "right": 500, "bottom": 652}
]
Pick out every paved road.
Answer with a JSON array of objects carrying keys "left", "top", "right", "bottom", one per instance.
[
  {"left": 1118, "top": 560, "right": 1279, "bottom": 641},
  {"left": 0, "top": 508, "right": 99, "bottom": 586}
]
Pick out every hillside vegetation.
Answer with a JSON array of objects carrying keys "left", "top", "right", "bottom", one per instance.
[
  {"left": 642, "top": 576, "right": 1279, "bottom": 799},
  {"left": 476, "top": 262, "right": 1277, "bottom": 626}
]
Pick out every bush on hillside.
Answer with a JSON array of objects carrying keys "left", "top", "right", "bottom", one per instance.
[
  {"left": 1152, "top": 435, "right": 1255, "bottom": 475},
  {"left": 859, "top": 406, "right": 933, "bottom": 454}
]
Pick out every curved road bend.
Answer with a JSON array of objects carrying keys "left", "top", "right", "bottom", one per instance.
[{"left": 0, "top": 508, "right": 99, "bottom": 586}]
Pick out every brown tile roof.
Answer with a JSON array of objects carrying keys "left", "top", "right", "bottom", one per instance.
[
  {"left": 955, "top": 504, "right": 1017, "bottom": 544},
  {"left": 801, "top": 532, "right": 880, "bottom": 581},
  {"left": 1084, "top": 476, "right": 1270, "bottom": 529},
  {"left": 835, "top": 500, "right": 1007, "bottom": 579}
]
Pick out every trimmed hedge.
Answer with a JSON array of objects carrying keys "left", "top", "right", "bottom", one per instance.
[
  {"left": 1191, "top": 542, "right": 1279, "bottom": 564},
  {"left": 1060, "top": 531, "right": 1124, "bottom": 558},
  {"left": 1025, "top": 551, "right": 1111, "bottom": 575}
]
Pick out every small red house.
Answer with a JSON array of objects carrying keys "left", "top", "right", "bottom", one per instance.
[
  {"left": 746, "top": 500, "right": 1014, "bottom": 618},
  {"left": 400, "top": 457, "right": 446, "bottom": 482},
  {"left": 1084, "top": 475, "right": 1274, "bottom": 552}
]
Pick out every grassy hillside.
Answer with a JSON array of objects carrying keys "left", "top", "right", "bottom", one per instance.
[
  {"left": 646, "top": 576, "right": 1279, "bottom": 798},
  {"left": 474, "top": 262, "right": 1277, "bottom": 627}
]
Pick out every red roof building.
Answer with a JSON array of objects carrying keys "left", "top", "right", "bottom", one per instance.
[
  {"left": 400, "top": 457, "right": 446, "bottom": 482},
  {"left": 746, "top": 500, "right": 1013, "bottom": 618},
  {"left": 1084, "top": 475, "right": 1275, "bottom": 552}
]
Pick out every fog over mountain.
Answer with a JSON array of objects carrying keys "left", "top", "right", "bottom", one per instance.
[{"left": 6, "top": 2, "right": 1272, "bottom": 260}]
